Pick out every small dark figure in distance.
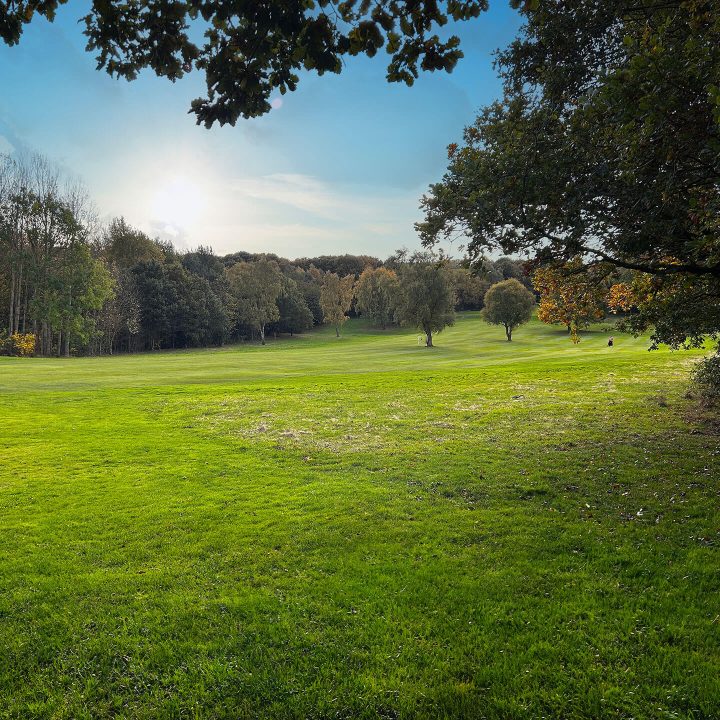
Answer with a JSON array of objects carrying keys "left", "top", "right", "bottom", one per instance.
[{"left": 608, "top": 337, "right": 614, "bottom": 347}]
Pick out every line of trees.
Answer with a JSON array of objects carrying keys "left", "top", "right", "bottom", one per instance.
[
  {"left": 0, "top": 154, "right": 113, "bottom": 357},
  {"left": 3, "top": 152, "right": 643, "bottom": 358},
  {"left": 1, "top": 153, "right": 546, "bottom": 358}
]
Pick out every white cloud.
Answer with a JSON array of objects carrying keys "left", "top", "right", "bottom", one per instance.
[
  {"left": 179, "top": 173, "right": 426, "bottom": 257},
  {"left": 231, "top": 173, "right": 346, "bottom": 219},
  {"left": 96, "top": 168, "right": 425, "bottom": 259}
]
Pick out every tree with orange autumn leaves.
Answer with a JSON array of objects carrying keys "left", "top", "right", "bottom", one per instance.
[
  {"left": 533, "top": 260, "right": 608, "bottom": 343},
  {"left": 606, "top": 271, "right": 720, "bottom": 350}
]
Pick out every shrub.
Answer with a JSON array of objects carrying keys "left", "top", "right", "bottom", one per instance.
[
  {"left": 692, "top": 353, "right": 720, "bottom": 402},
  {"left": 0, "top": 332, "right": 36, "bottom": 357}
]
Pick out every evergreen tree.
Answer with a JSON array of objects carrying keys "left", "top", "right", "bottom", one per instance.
[{"left": 275, "top": 277, "right": 314, "bottom": 336}]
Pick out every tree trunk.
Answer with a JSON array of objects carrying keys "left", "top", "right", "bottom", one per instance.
[
  {"left": 21, "top": 281, "right": 27, "bottom": 334},
  {"left": 335, "top": 326, "right": 340, "bottom": 338},
  {"left": 260, "top": 325, "right": 266, "bottom": 345},
  {"left": 426, "top": 330, "right": 433, "bottom": 347},
  {"left": 8, "top": 266, "right": 15, "bottom": 335},
  {"left": 40, "top": 322, "right": 47, "bottom": 356},
  {"left": 13, "top": 261, "right": 23, "bottom": 335},
  {"left": 505, "top": 324, "right": 512, "bottom": 341},
  {"left": 64, "top": 285, "right": 73, "bottom": 356}
]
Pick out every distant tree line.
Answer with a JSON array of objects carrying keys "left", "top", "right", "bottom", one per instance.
[{"left": 2, "top": 152, "right": 640, "bottom": 357}]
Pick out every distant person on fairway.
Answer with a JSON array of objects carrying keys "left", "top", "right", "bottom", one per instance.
[{"left": 608, "top": 337, "right": 614, "bottom": 347}]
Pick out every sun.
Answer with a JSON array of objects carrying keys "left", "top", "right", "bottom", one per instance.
[{"left": 151, "top": 175, "right": 206, "bottom": 231}]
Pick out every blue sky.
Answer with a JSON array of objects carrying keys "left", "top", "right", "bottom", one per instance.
[{"left": 0, "top": 4, "right": 521, "bottom": 259}]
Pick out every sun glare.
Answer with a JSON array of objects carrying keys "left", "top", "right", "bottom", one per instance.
[{"left": 151, "top": 175, "right": 206, "bottom": 231}]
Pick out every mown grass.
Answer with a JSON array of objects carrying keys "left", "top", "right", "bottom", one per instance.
[{"left": 0, "top": 314, "right": 718, "bottom": 719}]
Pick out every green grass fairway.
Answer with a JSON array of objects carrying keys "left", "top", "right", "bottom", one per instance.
[{"left": 1, "top": 314, "right": 718, "bottom": 719}]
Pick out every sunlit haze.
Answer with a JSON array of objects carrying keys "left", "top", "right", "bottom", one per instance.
[{"left": 151, "top": 175, "right": 207, "bottom": 237}]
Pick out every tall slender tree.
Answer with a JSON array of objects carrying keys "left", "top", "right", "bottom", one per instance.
[
  {"left": 320, "top": 272, "right": 355, "bottom": 337},
  {"left": 226, "top": 259, "right": 283, "bottom": 345}
]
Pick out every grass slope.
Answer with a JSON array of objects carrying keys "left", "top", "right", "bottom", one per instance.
[{"left": 0, "top": 315, "right": 718, "bottom": 719}]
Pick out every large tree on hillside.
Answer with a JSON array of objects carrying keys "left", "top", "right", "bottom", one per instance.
[
  {"left": 418, "top": 0, "right": 720, "bottom": 349},
  {"left": 394, "top": 252, "right": 455, "bottom": 347},
  {"left": 482, "top": 278, "right": 534, "bottom": 342},
  {"left": 226, "top": 258, "right": 283, "bottom": 345},
  {"left": 320, "top": 272, "right": 355, "bottom": 338},
  {"left": 0, "top": 1, "right": 485, "bottom": 127}
]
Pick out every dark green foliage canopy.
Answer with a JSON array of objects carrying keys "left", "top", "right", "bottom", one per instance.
[
  {"left": 0, "top": 0, "right": 485, "bottom": 127},
  {"left": 131, "top": 259, "right": 228, "bottom": 350},
  {"left": 181, "top": 246, "right": 225, "bottom": 283},
  {"left": 419, "top": 0, "right": 720, "bottom": 347},
  {"left": 294, "top": 254, "right": 381, "bottom": 278},
  {"left": 446, "top": 266, "right": 482, "bottom": 311},
  {"left": 104, "top": 218, "right": 163, "bottom": 269},
  {"left": 274, "top": 277, "right": 314, "bottom": 335}
]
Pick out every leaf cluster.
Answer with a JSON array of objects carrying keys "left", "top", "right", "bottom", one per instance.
[{"left": 1, "top": 0, "right": 485, "bottom": 126}]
